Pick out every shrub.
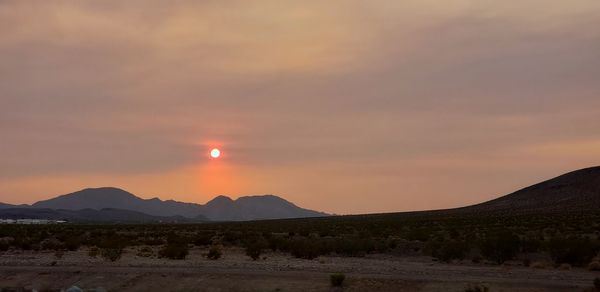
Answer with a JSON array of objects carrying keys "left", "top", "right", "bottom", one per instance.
[
  {"left": 193, "top": 232, "right": 214, "bottom": 246},
  {"left": 88, "top": 246, "right": 99, "bottom": 258},
  {"left": 243, "top": 235, "right": 268, "bottom": 260},
  {"left": 464, "top": 284, "right": 489, "bottom": 292},
  {"left": 594, "top": 277, "right": 600, "bottom": 290},
  {"left": 65, "top": 236, "right": 82, "bottom": 251},
  {"left": 549, "top": 236, "right": 599, "bottom": 266},
  {"left": 100, "top": 248, "right": 122, "bottom": 262},
  {"left": 289, "top": 238, "right": 323, "bottom": 260},
  {"left": 159, "top": 243, "right": 189, "bottom": 260},
  {"left": 430, "top": 240, "right": 468, "bottom": 262},
  {"left": 207, "top": 245, "right": 222, "bottom": 260},
  {"left": 136, "top": 246, "right": 154, "bottom": 258},
  {"left": 480, "top": 231, "right": 520, "bottom": 264},
  {"left": 330, "top": 273, "right": 345, "bottom": 287}
]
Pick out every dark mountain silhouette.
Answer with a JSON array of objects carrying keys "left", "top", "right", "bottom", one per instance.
[
  {"left": 0, "top": 203, "right": 15, "bottom": 209},
  {"left": 28, "top": 187, "right": 327, "bottom": 221},
  {"left": 32, "top": 187, "right": 205, "bottom": 218},
  {"left": 463, "top": 166, "right": 600, "bottom": 213},
  {"left": 0, "top": 207, "right": 200, "bottom": 223},
  {"left": 199, "top": 194, "right": 327, "bottom": 221}
]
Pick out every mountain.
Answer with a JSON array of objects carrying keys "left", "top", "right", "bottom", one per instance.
[
  {"left": 28, "top": 187, "right": 327, "bottom": 221},
  {"left": 0, "top": 208, "right": 200, "bottom": 223},
  {"left": 33, "top": 187, "right": 205, "bottom": 218},
  {"left": 200, "top": 194, "right": 327, "bottom": 221},
  {"left": 0, "top": 202, "right": 15, "bottom": 209},
  {"left": 464, "top": 166, "right": 600, "bottom": 213}
]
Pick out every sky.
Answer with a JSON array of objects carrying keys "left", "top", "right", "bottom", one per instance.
[{"left": 1, "top": 1, "right": 600, "bottom": 214}]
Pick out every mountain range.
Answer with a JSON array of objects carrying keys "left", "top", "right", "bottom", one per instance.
[
  {"left": 1, "top": 166, "right": 599, "bottom": 223},
  {"left": 0, "top": 188, "right": 327, "bottom": 222}
]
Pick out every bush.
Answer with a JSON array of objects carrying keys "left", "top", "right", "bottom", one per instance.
[
  {"left": 65, "top": 236, "right": 82, "bottom": 251},
  {"left": 100, "top": 248, "right": 123, "bottom": 262},
  {"left": 137, "top": 246, "right": 154, "bottom": 258},
  {"left": 159, "top": 243, "right": 189, "bottom": 260},
  {"left": 464, "top": 284, "right": 489, "bottom": 292},
  {"left": 549, "top": 236, "right": 599, "bottom": 266},
  {"left": 430, "top": 240, "right": 469, "bottom": 262},
  {"left": 88, "top": 246, "right": 99, "bottom": 258},
  {"left": 289, "top": 238, "right": 323, "bottom": 260},
  {"left": 330, "top": 273, "right": 345, "bottom": 287},
  {"left": 594, "top": 277, "right": 600, "bottom": 290},
  {"left": 193, "top": 232, "right": 214, "bottom": 246},
  {"left": 207, "top": 245, "right": 222, "bottom": 260},
  {"left": 480, "top": 231, "right": 520, "bottom": 264}
]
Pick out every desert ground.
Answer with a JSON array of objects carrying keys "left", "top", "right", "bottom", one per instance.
[{"left": 1, "top": 247, "right": 598, "bottom": 292}]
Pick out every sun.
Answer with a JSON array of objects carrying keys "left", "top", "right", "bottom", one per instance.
[{"left": 210, "top": 148, "right": 221, "bottom": 158}]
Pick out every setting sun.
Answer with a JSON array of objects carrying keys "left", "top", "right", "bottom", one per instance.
[{"left": 210, "top": 148, "right": 221, "bottom": 158}]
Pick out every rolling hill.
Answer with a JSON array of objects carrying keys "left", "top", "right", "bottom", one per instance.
[{"left": 464, "top": 166, "right": 600, "bottom": 213}]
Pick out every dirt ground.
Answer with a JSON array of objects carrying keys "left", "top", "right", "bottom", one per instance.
[{"left": 0, "top": 247, "right": 598, "bottom": 291}]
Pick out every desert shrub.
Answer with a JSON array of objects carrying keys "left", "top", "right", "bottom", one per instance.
[
  {"left": 88, "top": 246, "right": 99, "bottom": 257},
  {"left": 40, "top": 238, "right": 64, "bottom": 251},
  {"left": 13, "top": 237, "right": 33, "bottom": 250},
  {"left": 64, "top": 236, "right": 82, "bottom": 251},
  {"left": 193, "top": 232, "right": 214, "bottom": 246},
  {"left": 289, "top": 238, "right": 323, "bottom": 260},
  {"left": 100, "top": 248, "right": 122, "bottom": 262},
  {"left": 480, "top": 231, "right": 520, "bottom": 264},
  {"left": 207, "top": 245, "right": 222, "bottom": 260},
  {"left": 549, "top": 236, "right": 599, "bottom": 266},
  {"left": 137, "top": 246, "right": 154, "bottom": 258},
  {"left": 429, "top": 240, "right": 469, "bottom": 262},
  {"left": 520, "top": 237, "right": 542, "bottom": 253},
  {"left": 464, "top": 284, "right": 489, "bottom": 292},
  {"left": 333, "top": 237, "right": 377, "bottom": 257},
  {"left": 159, "top": 242, "right": 189, "bottom": 260},
  {"left": 244, "top": 236, "right": 268, "bottom": 260},
  {"left": 330, "top": 273, "right": 345, "bottom": 287}
]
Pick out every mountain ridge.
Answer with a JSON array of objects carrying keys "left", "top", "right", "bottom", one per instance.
[{"left": 23, "top": 187, "right": 328, "bottom": 221}]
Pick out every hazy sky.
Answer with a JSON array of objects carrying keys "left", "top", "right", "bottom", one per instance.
[{"left": 1, "top": 1, "right": 600, "bottom": 214}]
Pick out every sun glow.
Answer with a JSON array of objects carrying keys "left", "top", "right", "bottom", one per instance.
[{"left": 210, "top": 148, "right": 221, "bottom": 158}]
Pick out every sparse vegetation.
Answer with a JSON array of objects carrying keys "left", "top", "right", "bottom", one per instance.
[
  {"left": 464, "top": 284, "right": 489, "bottom": 292},
  {"left": 100, "top": 248, "right": 122, "bottom": 262},
  {"left": 207, "top": 245, "right": 222, "bottom": 260},
  {"left": 0, "top": 207, "right": 598, "bottom": 268}
]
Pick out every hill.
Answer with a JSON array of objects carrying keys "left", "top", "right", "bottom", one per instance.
[
  {"left": 199, "top": 195, "right": 327, "bottom": 221},
  {"left": 464, "top": 166, "right": 600, "bottom": 213}
]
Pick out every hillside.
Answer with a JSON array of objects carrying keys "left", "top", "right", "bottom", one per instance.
[{"left": 464, "top": 166, "right": 600, "bottom": 213}]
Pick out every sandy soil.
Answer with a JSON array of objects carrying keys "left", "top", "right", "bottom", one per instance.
[{"left": 0, "top": 247, "right": 598, "bottom": 291}]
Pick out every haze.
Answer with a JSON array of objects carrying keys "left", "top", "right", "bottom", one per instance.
[{"left": 1, "top": 1, "right": 600, "bottom": 214}]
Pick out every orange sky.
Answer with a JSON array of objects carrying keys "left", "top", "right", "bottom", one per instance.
[{"left": 1, "top": 1, "right": 599, "bottom": 214}]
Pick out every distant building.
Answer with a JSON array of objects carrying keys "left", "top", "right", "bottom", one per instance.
[{"left": 0, "top": 219, "right": 66, "bottom": 224}]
